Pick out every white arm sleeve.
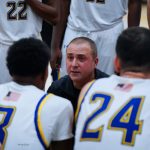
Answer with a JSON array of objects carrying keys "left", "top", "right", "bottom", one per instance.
[{"left": 52, "top": 101, "right": 74, "bottom": 141}]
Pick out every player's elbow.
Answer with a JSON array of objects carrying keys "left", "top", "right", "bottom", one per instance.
[
  {"left": 51, "top": 15, "right": 59, "bottom": 25},
  {"left": 47, "top": 11, "right": 59, "bottom": 25}
]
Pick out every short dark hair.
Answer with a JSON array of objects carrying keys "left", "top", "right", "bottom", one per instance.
[
  {"left": 116, "top": 27, "right": 150, "bottom": 73},
  {"left": 7, "top": 37, "right": 50, "bottom": 77},
  {"left": 68, "top": 37, "right": 97, "bottom": 58}
]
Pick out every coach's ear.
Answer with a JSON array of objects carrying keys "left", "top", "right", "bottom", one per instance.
[
  {"left": 114, "top": 56, "right": 121, "bottom": 74},
  {"left": 94, "top": 57, "right": 98, "bottom": 67}
]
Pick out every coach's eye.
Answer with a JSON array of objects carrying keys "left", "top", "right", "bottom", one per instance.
[
  {"left": 78, "top": 56, "right": 86, "bottom": 62},
  {"left": 67, "top": 55, "right": 74, "bottom": 61}
]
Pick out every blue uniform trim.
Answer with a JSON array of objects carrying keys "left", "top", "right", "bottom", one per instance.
[
  {"left": 51, "top": 68, "right": 60, "bottom": 81},
  {"left": 34, "top": 93, "right": 48, "bottom": 149},
  {"left": 75, "top": 81, "right": 95, "bottom": 123}
]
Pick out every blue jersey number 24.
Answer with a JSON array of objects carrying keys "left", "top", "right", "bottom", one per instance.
[{"left": 80, "top": 93, "right": 144, "bottom": 146}]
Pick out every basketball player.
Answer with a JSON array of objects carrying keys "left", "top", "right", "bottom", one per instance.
[
  {"left": 74, "top": 27, "right": 150, "bottom": 150},
  {"left": 0, "top": 0, "right": 59, "bottom": 84},
  {"left": 51, "top": 0, "right": 141, "bottom": 76},
  {"left": 0, "top": 38, "right": 73, "bottom": 150}
]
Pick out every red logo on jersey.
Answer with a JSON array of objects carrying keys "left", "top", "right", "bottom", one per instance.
[
  {"left": 4, "top": 91, "right": 21, "bottom": 101},
  {"left": 115, "top": 83, "right": 133, "bottom": 92}
]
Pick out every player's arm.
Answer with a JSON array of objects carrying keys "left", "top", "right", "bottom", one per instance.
[
  {"left": 50, "top": 0, "right": 70, "bottom": 69},
  {"left": 147, "top": 0, "right": 150, "bottom": 28},
  {"left": 48, "top": 99, "right": 74, "bottom": 150},
  {"left": 25, "top": 0, "right": 59, "bottom": 25},
  {"left": 128, "top": 0, "right": 141, "bottom": 27}
]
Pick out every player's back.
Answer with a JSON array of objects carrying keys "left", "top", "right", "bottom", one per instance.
[
  {"left": 0, "top": 0, "right": 42, "bottom": 45},
  {"left": 74, "top": 75, "right": 150, "bottom": 150},
  {"left": 68, "top": 0, "right": 128, "bottom": 31},
  {"left": 0, "top": 81, "right": 73, "bottom": 150}
]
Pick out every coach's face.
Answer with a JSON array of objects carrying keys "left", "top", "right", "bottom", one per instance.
[{"left": 66, "top": 42, "right": 98, "bottom": 89}]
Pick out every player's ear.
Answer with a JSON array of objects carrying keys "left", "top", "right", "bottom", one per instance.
[
  {"left": 114, "top": 56, "right": 121, "bottom": 74},
  {"left": 42, "top": 65, "right": 48, "bottom": 84},
  {"left": 37, "top": 65, "right": 48, "bottom": 90}
]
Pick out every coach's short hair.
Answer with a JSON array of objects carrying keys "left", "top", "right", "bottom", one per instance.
[
  {"left": 116, "top": 27, "right": 150, "bottom": 73},
  {"left": 68, "top": 37, "right": 97, "bottom": 58},
  {"left": 7, "top": 37, "right": 50, "bottom": 77}
]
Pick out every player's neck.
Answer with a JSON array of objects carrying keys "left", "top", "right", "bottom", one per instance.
[
  {"left": 121, "top": 71, "right": 150, "bottom": 79},
  {"left": 13, "top": 77, "right": 35, "bottom": 85},
  {"left": 13, "top": 76, "right": 42, "bottom": 88}
]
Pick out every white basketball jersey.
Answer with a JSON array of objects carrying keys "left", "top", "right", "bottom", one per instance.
[
  {"left": 0, "top": 82, "right": 73, "bottom": 150},
  {"left": 0, "top": 0, "right": 42, "bottom": 45},
  {"left": 68, "top": 0, "right": 128, "bottom": 31},
  {"left": 75, "top": 75, "right": 150, "bottom": 150}
]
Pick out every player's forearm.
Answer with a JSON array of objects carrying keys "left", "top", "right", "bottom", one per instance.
[
  {"left": 51, "top": 0, "right": 70, "bottom": 50},
  {"left": 128, "top": 0, "right": 141, "bottom": 27},
  {"left": 147, "top": 0, "right": 150, "bottom": 28},
  {"left": 26, "top": 0, "right": 59, "bottom": 25}
]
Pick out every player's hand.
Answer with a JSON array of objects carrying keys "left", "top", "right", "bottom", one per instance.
[
  {"left": 0, "top": 143, "right": 2, "bottom": 150},
  {"left": 50, "top": 47, "right": 62, "bottom": 70}
]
